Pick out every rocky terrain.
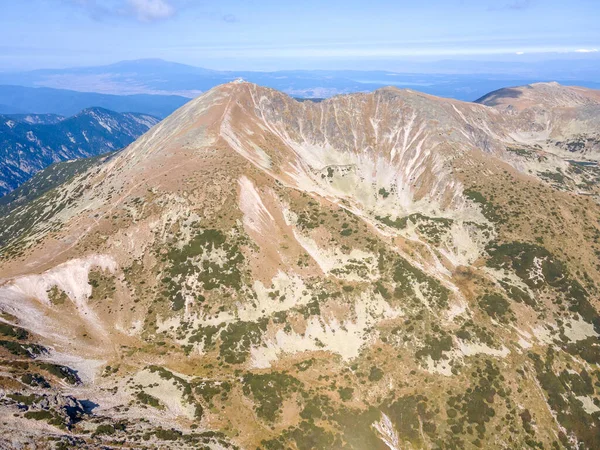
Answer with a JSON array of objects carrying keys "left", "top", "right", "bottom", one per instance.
[
  {"left": 0, "top": 108, "right": 160, "bottom": 195},
  {"left": 0, "top": 81, "right": 599, "bottom": 449}
]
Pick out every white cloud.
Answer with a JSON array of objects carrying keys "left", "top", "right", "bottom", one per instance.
[
  {"left": 128, "top": 0, "right": 175, "bottom": 22},
  {"left": 575, "top": 48, "right": 599, "bottom": 53},
  {"left": 67, "top": 0, "right": 177, "bottom": 22},
  {"left": 515, "top": 51, "right": 525, "bottom": 55}
]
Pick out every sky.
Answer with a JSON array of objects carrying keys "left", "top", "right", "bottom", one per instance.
[{"left": 0, "top": 0, "right": 599, "bottom": 71}]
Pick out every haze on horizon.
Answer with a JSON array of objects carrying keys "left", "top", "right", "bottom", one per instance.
[{"left": 1, "top": 0, "right": 599, "bottom": 72}]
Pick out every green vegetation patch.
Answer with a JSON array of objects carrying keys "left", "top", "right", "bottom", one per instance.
[
  {"left": 0, "top": 322, "right": 29, "bottom": 340},
  {"left": 498, "top": 280, "right": 535, "bottom": 307},
  {"left": 456, "top": 320, "right": 497, "bottom": 348},
  {"left": 386, "top": 252, "right": 450, "bottom": 309},
  {"left": 47, "top": 286, "right": 69, "bottom": 305},
  {"left": 219, "top": 318, "right": 268, "bottom": 364},
  {"left": 506, "top": 147, "right": 535, "bottom": 158},
  {"left": 136, "top": 391, "right": 163, "bottom": 409},
  {"left": 376, "top": 213, "right": 453, "bottom": 243},
  {"left": 338, "top": 387, "right": 354, "bottom": 402},
  {"left": 478, "top": 293, "right": 512, "bottom": 322},
  {"left": 261, "top": 420, "right": 337, "bottom": 450},
  {"left": 163, "top": 228, "right": 245, "bottom": 310},
  {"left": 415, "top": 331, "right": 453, "bottom": 362},
  {"left": 193, "top": 379, "right": 232, "bottom": 405},
  {"left": 24, "top": 409, "right": 63, "bottom": 427},
  {"left": 529, "top": 349, "right": 600, "bottom": 449},
  {"left": 538, "top": 170, "right": 567, "bottom": 186},
  {"left": 368, "top": 366, "right": 384, "bottom": 382},
  {"left": 8, "top": 393, "right": 44, "bottom": 405},
  {"left": 464, "top": 189, "right": 506, "bottom": 223},
  {"left": 20, "top": 373, "right": 50, "bottom": 388},
  {"left": 188, "top": 324, "right": 221, "bottom": 350},
  {"left": 300, "top": 393, "right": 335, "bottom": 422},
  {"left": 242, "top": 372, "right": 302, "bottom": 422},
  {"left": 38, "top": 363, "right": 81, "bottom": 385},
  {"left": 0, "top": 339, "right": 46, "bottom": 357},
  {"left": 386, "top": 395, "right": 437, "bottom": 445},
  {"left": 565, "top": 336, "right": 600, "bottom": 365},
  {"left": 487, "top": 241, "right": 599, "bottom": 330},
  {"left": 445, "top": 360, "right": 502, "bottom": 442},
  {"left": 93, "top": 422, "right": 127, "bottom": 437},
  {"left": 88, "top": 269, "right": 116, "bottom": 301}
]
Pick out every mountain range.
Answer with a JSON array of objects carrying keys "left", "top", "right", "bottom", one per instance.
[
  {"left": 0, "top": 81, "right": 599, "bottom": 449},
  {"left": 2, "top": 58, "right": 600, "bottom": 102},
  {"left": 0, "top": 107, "right": 159, "bottom": 195}
]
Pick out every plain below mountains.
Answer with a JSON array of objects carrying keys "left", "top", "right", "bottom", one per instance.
[
  {"left": 4, "top": 58, "right": 600, "bottom": 102},
  {"left": 0, "top": 84, "right": 189, "bottom": 118},
  {"left": 0, "top": 107, "right": 160, "bottom": 195}
]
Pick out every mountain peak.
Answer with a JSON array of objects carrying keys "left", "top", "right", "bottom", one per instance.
[{"left": 475, "top": 81, "right": 600, "bottom": 109}]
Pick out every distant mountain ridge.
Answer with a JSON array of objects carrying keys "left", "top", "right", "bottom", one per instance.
[
  {"left": 0, "top": 107, "right": 160, "bottom": 195},
  {"left": 5, "top": 113, "right": 65, "bottom": 125},
  {"left": 3, "top": 58, "right": 600, "bottom": 101},
  {"left": 0, "top": 84, "right": 189, "bottom": 118}
]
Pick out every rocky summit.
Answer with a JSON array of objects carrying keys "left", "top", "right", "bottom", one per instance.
[{"left": 0, "top": 81, "right": 599, "bottom": 449}]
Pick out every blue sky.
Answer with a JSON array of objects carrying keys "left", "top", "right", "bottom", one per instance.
[{"left": 1, "top": 0, "right": 598, "bottom": 70}]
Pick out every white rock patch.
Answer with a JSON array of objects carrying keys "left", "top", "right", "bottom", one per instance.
[
  {"left": 132, "top": 369, "right": 196, "bottom": 419},
  {"left": 457, "top": 340, "right": 510, "bottom": 358},
  {"left": 373, "top": 412, "right": 402, "bottom": 450},
  {"left": 238, "top": 176, "right": 275, "bottom": 234},
  {"left": 293, "top": 230, "right": 378, "bottom": 281},
  {"left": 562, "top": 315, "right": 599, "bottom": 342},
  {"left": 250, "top": 293, "right": 402, "bottom": 368},
  {"left": 39, "top": 350, "right": 105, "bottom": 385},
  {"left": 238, "top": 271, "right": 310, "bottom": 322},
  {"left": 576, "top": 396, "right": 600, "bottom": 414},
  {"left": 0, "top": 255, "right": 116, "bottom": 334}
]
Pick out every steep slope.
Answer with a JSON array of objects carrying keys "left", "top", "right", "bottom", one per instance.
[
  {"left": 0, "top": 152, "right": 115, "bottom": 216},
  {"left": 0, "top": 108, "right": 159, "bottom": 195},
  {"left": 0, "top": 82, "right": 599, "bottom": 449}
]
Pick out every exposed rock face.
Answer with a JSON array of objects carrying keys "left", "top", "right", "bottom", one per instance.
[{"left": 0, "top": 82, "right": 599, "bottom": 449}]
